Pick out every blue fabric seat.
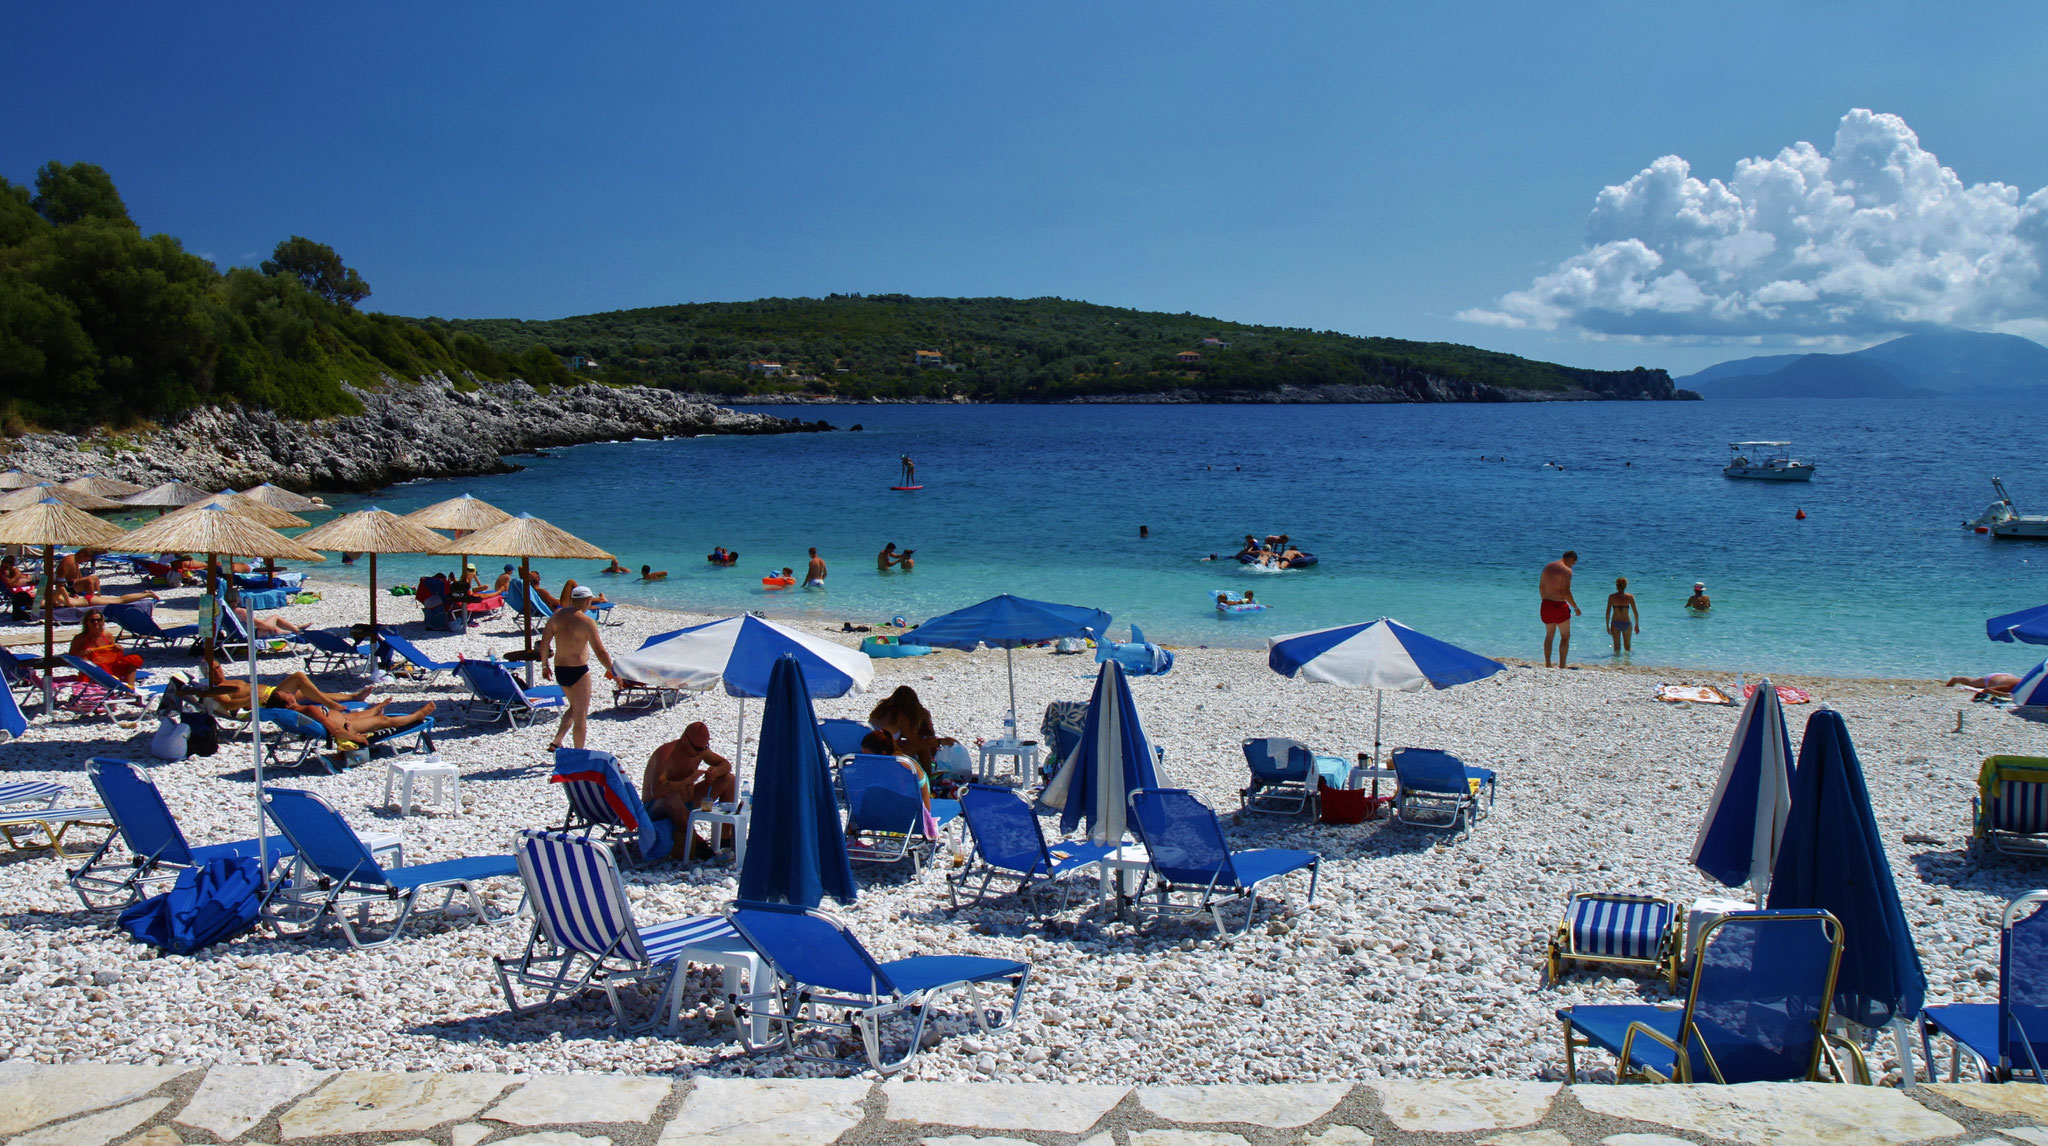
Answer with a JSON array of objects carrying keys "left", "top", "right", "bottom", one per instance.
[
  {"left": 1559, "top": 909, "right": 1849, "bottom": 1083},
  {"left": 373, "top": 627, "right": 458, "bottom": 684},
  {"left": 842, "top": 754, "right": 954, "bottom": 870},
  {"left": 56, "top": 656, "right": 164, "bottom": 721},
  {"left": 70, "top": 757, "right": 292, "bottom": 909},
  {"left": 1240, "top": 737, "right": 1348, "bottom": 816},
  {"left": 103, "top": 603, "right": 197, "bottom": 649},
  {"left": 549, "top": 747, "right": 676, "bottom": 865},
  {"left": 456, "top": 657, "right": 567, "bottom": 730},
  {"left": 1922, "top": 890, "right": 2048, "bottom": 1081},
  {"left": 1390, "top": 747, "right": 1495, "bottom": 834},
  {"left": 727, "top": 900, "right": 1030, "bottom": 1074},
  {"left": 297, "top": 628, "right": 370, "bottom": 677},
  {"left": 949, "top": 784, "right": 1113, "bottom": 911},
  {"left": 1125, "top": 787, "right": 1319, "bottom": 938},
  {"left": 259, "top": 704, "right": 432, "bottom": 775},
  {"left": 262, "top": 787, "right": 518, "bottom": 949}
]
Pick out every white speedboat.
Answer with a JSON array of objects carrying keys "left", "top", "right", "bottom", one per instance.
[
  {"left": 1724, "top": 441, "right": 1815, "bottom": 481},
  {"left": 1967, "top": 477, "right": 2048, "bottom": 538}
]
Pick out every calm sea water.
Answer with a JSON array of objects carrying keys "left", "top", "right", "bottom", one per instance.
[{"left": 309, "top": 399, "right": 2048, "bottom": 679}]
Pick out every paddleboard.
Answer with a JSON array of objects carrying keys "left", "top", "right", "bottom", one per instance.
[{"left": 891, "top": 485, "right": 924, "bottom": 491}]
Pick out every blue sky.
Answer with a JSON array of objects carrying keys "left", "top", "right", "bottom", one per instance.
[{"left": 7, "top": 2, "right": 2045, "bottom": 374}]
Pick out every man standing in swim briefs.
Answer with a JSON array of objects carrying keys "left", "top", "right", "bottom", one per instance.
[
  {"left": 805, "top": 547, "right": 827, "bottom": 588},
  {"left": 1539, "top": 550, "right": 1581, "bottom": 668},
  {"left": 537, "top": 585, "right": 615, "bottom": 752}
]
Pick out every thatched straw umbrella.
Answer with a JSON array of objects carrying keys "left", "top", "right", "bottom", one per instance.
[
  {"left": 0, "top": 498, "right": 128, "bottom": 716},
  {"left": 403, "top": 493, "right": 512, "bottom": 539},
  {"left": 293, "top": 508, "right": 448, "bottom": 634},
  {"left": 119, "top": 505, "right": 325, "bottom": 881},
  {"left": 0, "top": 482, "right": 124, "bottom": 514},
  {"left": 166, "top": 493, "right": 311, "bottom": 531},
  {"left": 61, "top": 473, "right": 145, "bottom": 500},
  {"left": 121, "top": 480, "right": 214, "bottom": 515},
  {"left": 0, "top": 468, "right": 47, "bottom": 491},
  {"left": 441, "top": 513, "right": 613, "bottom": 683},
  {"left": 237, "top": 483, "right": 326, "bottom": 514}
]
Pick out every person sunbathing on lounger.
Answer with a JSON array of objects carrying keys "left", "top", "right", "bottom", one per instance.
[
  {"left": 69, "top": 610, "right": 143, "bottom": 684},
  {"left": 278, "top": 695, "right": 436, "bottom": 757},
  {"left": 46, "top": 582, "right": 158, "bottom": 608},
  {"left": 177, "top": 646, "right": 373, "bottom": 714},
  {"left": 1946, "top": 673, "right": 2023, "bottom": 696},
  {"left": 56, "top": 551, "right": 101, "bottom": 597}
]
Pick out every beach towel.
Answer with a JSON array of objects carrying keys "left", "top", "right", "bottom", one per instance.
[
  {"left": 117, "top": 857, "right": 265, "bottom": 955},
  {"left": 1656, "top": 684, "right": 1733, "bottom": 705},
  {"left": 1743, "top": 683, "right": 1813, "bottom": 705}
]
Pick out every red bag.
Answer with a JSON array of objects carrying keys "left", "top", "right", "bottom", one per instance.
[{"left": 1319, "top": 781, "right": 1370, "bottom": 824}]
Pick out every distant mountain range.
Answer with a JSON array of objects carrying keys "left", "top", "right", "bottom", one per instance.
[{"left": 1678, "top": 330, "right": 2048, "bottom": 399}]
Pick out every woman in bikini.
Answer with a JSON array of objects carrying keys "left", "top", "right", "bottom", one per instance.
[
  {"left": 68, "top": 610, "right": 145, "bottom": 684},
  {"left": 1605, "top": 576, "right": 1640, "bottom": 656}
]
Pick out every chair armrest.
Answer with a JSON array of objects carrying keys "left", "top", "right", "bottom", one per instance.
[{"left": 1620, "top": 1020, "right": 1692, "bottom": 1083}]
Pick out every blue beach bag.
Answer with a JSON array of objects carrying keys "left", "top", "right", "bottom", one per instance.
[{"left": 117, "top": 857, "right": 265, "bottom": 955}]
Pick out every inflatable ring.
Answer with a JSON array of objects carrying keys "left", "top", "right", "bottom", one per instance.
[{"left": 762, "top": 576, "right": 795, "bottom": 588}]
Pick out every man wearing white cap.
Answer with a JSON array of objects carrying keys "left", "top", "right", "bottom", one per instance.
[
  {"left": 536, "top": 585, "right": 615, "bottom": 751},
  {"left": 1686, "top": 582, "right": 1712, "bottom": 612}
]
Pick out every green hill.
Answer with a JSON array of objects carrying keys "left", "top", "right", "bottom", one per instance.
[{"left": 445, "top": 295, "right": 1680, "bottom": 403}]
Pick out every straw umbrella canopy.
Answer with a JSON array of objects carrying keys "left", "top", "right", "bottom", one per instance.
[
  {"left": 121, "top": 480, "right": 214, "bottom": 514},
  {"left": 237, "top": 483, "right": 326, "bottom": 513},
  {"left": 0, "top": 498, "right": 128, "bottom": 716},
  {"left": 165, "top": 493, "right": 311, "bottom": 530},
  {"left": 60, "top": 473, "right": 145, "bottom": 500},
  {"left": 0, "top": 482, "right": 124, "bottom": 514},
  {"left": 120, "top": 505, "right": 325, "bottom": 882},
  {"left": 294, "top": 507, "right": 449, "bottom": 633},
  {"left": 403, "top": 493, "right": 513, "bottom": 537},
  {"left": 0, "top": 468, "right": 46, "bottom": 491},
  {"left": 440, "top": 513, "right": 613, "bottom": 682}
]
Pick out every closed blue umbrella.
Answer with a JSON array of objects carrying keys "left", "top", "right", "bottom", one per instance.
[
  {"left": 1989, "top": 604, "right": 2048, "bottom": 645},
  {"left": 738, "top": 655, "right": 857, "bottom": 908},
  {"left": 1266, "top": 617, "right": 1505, "bottom": 766},
  {"left": 1767, "top": 708, "right": 1927, "bottom": 1031},
  {"left": 912, "top": 594, "right": 1113, "bottom": 741},
  {"left": 1039, "top": 659, "right": 1161, "bottom": 846},
  {"left": 1692, "top": 678, "right": 1794, "bottom": 901}
]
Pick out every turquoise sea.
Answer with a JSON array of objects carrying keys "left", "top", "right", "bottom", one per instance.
[{"left": 309, "top": 399, "right": 2048, "bottom": 679}]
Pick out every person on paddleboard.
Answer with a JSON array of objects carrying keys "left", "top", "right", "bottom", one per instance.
[{"left": 900, "top": 454, "right": 916, "bottom": 486}]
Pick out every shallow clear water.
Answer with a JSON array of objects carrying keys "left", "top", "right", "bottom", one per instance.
[{"left": 308, "top": 399, "right": 2048, "bottom": 678}]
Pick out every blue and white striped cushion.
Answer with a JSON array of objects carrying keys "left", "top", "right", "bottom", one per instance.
[
  {"left": 0, "top": 781, "right": 65, "bottom": 808},
  {"left": 518, "top": 831, "right": 644, "bottom": 962},
  {"left": 639, "top": 916, "right": 742, "bottom": 964},
  {"left": 561, "top": 780, "right": 621, "bottom": 831},
  {"left": 1996, "top": 781, "right": 2048, "bottom": 834},
  {"left": 1568, "top": 896, "right": 1672, "bottom": 961}
]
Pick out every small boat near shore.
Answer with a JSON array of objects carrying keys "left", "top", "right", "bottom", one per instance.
[
  {"left": 1724, "top": 441, "right": 1815, "bottom": 481},
  {"left": 1967, "top": 477, "right": 2048, "bottom": 538}
]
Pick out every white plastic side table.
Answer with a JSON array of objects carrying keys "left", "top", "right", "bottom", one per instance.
[
  {"left": 383, "top": 759, "right": 461, "bottom": 816},
  {"left": 977, "top": 740, "right": 1040, "bottom": 785}
]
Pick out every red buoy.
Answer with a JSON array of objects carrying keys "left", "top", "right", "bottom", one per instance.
[
  {"left": 1978, "top": 526, "right": 1991, "bottom": 534},
  {"left": 1795, "top": 508, "right": 1806, "bottom": 520}
]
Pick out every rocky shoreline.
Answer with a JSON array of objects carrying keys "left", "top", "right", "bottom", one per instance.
[{"left": 0, "top": 375, "right": 829, "bottom": 493}]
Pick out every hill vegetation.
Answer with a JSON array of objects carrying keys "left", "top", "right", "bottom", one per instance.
[
  {"left": 1680, "top": 330, "right": 2048, "bottom": 399},
  {"left": 447, "top": 295, "right": 1672, "bottom": 402},
  {"left": 0, "top": 162, "right": 575, "bottom": 433}
]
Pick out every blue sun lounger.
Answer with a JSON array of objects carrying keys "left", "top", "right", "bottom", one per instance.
[
  {"left": 497, "top": 830, "right": 760, "bottom": 1033},
  {"left": 1390, "top": 747, "right": 1496, "bottom": 833},
  {"left": 549, "top": 748, "right": 676, "bottom": 866},
  {"left": 58, "top": 655, "right": 164, "bottom": 720},
  {"left": 1126, "top": 787, "right": 1320, "bottom": 938},
  {"left": 1921, "top": 890, "right": 2048, "bottom": 1081},
  {"left": 726, "top": 899, "right": 1030, "bottom": 1074},
  {"left": 259, "top": 705, "right": 434, "bottom": 774},
  {"left": 262, "top": 787, "right": 520, "bottom": 949},
  {"left": 297, "top": 628, "right": 370, "bottom": 677},
  {"left": 949, "top": 784, "right": 1113, "bottom": 911},
  {"left": 68, "top": 757, "right": 290, "bottom": 908},
  {"left": 103, "top": 603, "right": 197, "bottom": 649},
  {"left": 841, "top": 754, "right": 959, "bottom": 871},
  {"left": 1240, "top": 737, "right": 1349, "bottom": 817},
  {"left": 455, "top": 657, "right": 568, "bottom": 730},
  {"left": 372, "top": 627, "right": 458, "bottom": 685},
  {"left": 1560, "top": 909, "right": 1859, "bottom": 1084}
]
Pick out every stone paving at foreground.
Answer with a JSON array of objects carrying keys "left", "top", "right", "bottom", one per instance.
[{"left": 10, "top": 1063, "right": 2048, "bottom": 1146}]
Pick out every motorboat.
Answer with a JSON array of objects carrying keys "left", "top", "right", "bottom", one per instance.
[
  {"left": 1966, "top": 477, "right": 2048, "bottom": 538},
  {"left": 1724, "top": 441, "right": 1815, "bottom": 481}
]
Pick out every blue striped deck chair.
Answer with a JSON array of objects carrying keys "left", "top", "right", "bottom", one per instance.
[
  {"left": 1126, "top": 787, "right": 1320, "bottom": 938},
  {"left": 455, "top": 657, "right": 568, "bottom": 730},
  {"left": 261, "top": 787, "right": 519, "bottom": 949},
  {"left": 57, "top": 655, "right": 164, "bottom": 721},
  {"left": 1547, "top": 891, "right": 1682, "bottom": 989},
  {"left": 68, "top": 757, "right": 289, "bottom": 909},
  {"left": 496, "top": 830, "right": 752, "bottom": 1032},
  {"left": 948, "top": 784, "right": 1113, "bottom": 911},
  {"left": 1560, "top": 909, "right": 1856, "bottom": 1084},
  {"left": 103, "top": 603, "right": 197, "bottom": 649},
  {"left": 259, "top": 705, "right": 433, "bottom": 774},
  {"left": 372, "top": 627, "right": 458, "bottom": 685},
  {"left": 1922, "top": 889, "right": 2048, "bottom": 1082},
  {"left": 1390, "top": 747, "right": 1496, "bottom": 834},
  {"left": 1973, "top": 756, "right": 2048, "bottom": 858},
  {"left": 549, "top": 748, "right": 675, "bottom": 866},
  {"left": 726, "top": 900, "right": 1031, "bottom": 1074},
  {"left": 841, "top": 754, "right": 958, "bottom": 871},
  {"left": 297, "top": 628, "right": 369, "bottom": 678},
  {"left": 1240, "top": 737, "right": 1349, "bottom": 817}
]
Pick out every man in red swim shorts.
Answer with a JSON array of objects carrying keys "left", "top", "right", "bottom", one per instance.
[{"left": 1539, "top": 550, "right": 1581, "bottom": 668}]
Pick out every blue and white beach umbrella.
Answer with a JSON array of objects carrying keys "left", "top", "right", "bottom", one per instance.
[
  {"left": 1989, "top": 604, "right": 2048, "bottom": 645},
  {"left": 1266, "top": 617, "right": 1505, "bottom": 766},
  {"left": 1039, "top": 659, "right": 1163, "bottom": 846},
  {"left": 912, "top": 594, "right": 1113, "bottom": 740},
  {"left": 2011, "top": 661, "right": 2048, "bottom": 707},
  {"left": 610, "top": 614, "right": 873, "bottom": 765},
  {"left": 1692, "top": 678, "right": 1795, "bottom": 902}
]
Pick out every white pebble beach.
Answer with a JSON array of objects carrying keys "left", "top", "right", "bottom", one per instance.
[{"left": 2, "top": 571, "right": 2042, "bottom": 1084}]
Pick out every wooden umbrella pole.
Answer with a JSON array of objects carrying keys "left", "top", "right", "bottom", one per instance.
[{"left": 521, "top": 556, "right": 534, "bottom": 686}]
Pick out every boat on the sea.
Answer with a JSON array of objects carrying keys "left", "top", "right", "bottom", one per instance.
[
  {"left": 1724, "top": 441, "right": 1815, "bottom": 482},
  {"left": 1966, "top": 477, "right": 2048, "bottom": 538}
]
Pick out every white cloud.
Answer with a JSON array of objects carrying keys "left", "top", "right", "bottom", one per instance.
[{"left": 1460, "top": 109, "right": 2048, "bottom": 339}]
